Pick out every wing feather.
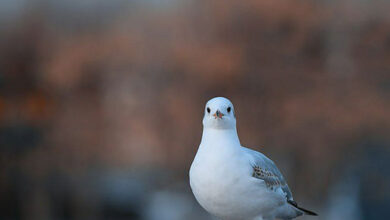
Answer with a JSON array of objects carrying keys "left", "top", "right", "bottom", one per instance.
[{"left": 243, "top": 147, "right": 293, "bottom": 201}]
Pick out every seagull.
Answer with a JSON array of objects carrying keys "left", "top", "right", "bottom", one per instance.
[{"left": 189, "top": 97, "right": 317, "bottom": 220}]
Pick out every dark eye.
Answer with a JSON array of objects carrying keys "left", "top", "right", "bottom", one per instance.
[
  {"left": 227, "top": 107, "right": 231, "bottom": 113},
  {"left": 207, "top": 107, "right": 210, "bottom": 113}
]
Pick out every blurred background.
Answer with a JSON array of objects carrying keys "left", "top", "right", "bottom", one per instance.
[{"left": 0, "top": 0, "right": 389, "bottom": 219}]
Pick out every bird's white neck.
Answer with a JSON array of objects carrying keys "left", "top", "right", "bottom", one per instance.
[{"left": 200, "top": 128, "right": 241, "bottom": 147}]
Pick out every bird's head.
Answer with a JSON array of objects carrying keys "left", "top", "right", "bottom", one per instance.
[{"left": 203, "top": 97, "right": 236, "bottom": 130}]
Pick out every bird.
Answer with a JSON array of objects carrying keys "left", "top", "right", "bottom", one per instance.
[{"left": 189, "top": 97, "right": 317, "bottom": 220}]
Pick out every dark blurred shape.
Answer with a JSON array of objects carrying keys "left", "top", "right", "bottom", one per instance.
[
  {"left": 326, "top": 137, "right": 390, "bottom": 220},
  {"left": 359, "top": 141, "right": 390, "bottom": 219},
  {"left": 0, "top": 124, "right": 41, "bottom": 154}
]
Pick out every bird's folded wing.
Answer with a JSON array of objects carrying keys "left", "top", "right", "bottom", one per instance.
[{"left": 243, "top": 147, "right": 293, "bottom": 201}]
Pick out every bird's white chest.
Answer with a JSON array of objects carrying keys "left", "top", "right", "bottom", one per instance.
[{"left": 190, "top": 145, "right": 259, "bottom": 219}]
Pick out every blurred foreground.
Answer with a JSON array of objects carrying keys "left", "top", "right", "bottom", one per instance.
[{"left": 0, "top": 0, "right": 390, "bottom": 219}]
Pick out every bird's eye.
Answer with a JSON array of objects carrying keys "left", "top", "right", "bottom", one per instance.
[
  {"left": 227, "top": 107, "right": 231, "bottom": 113},
  {"left": 207, "top": 107, "right": 210, "bottom": 113}
]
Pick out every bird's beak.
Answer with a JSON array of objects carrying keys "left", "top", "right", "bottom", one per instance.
[{"left": 213, "top": 110, "right": 224, "bottom": 119}]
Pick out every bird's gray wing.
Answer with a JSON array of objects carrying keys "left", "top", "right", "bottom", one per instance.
[{"left": 243, "top": 147, "right": 293, "bottom": 201}]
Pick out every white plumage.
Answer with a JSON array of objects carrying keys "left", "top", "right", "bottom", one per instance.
[{"left": 189, "top": 97, "right": 317, "bottom": 220}]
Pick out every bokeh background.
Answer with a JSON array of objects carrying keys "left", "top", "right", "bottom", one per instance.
[{"left": 1, "top": 0, "right": 390, "bottom": 219}]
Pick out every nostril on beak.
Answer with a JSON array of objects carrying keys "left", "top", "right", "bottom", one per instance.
[{"left": 213, "top": 110, "right": 224, "bottom": 119}]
